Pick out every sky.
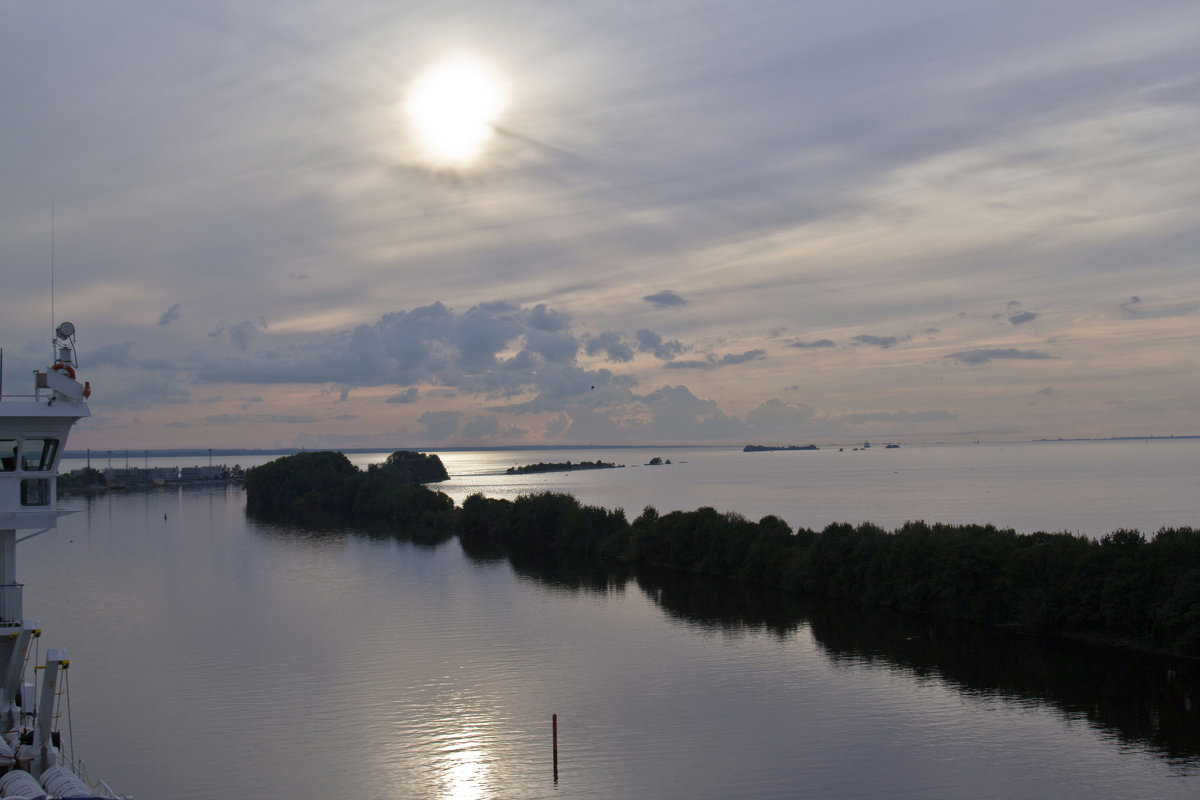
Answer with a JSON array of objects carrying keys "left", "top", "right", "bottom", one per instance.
[{"left": 2, "top": 0, "right": 1198, "bottom": 450}]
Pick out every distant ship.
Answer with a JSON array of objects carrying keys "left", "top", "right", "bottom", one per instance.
[{"left": 0, "top": 323, "right": 126, "bottom": 798}]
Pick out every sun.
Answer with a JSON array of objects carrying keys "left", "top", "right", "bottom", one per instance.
[{"left": 404, "top": 55, "right": 507, "bottom": 167}]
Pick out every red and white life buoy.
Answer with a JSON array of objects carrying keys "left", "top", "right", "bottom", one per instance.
[{"left": 51, "top": 362, "right": 76, "bottom": 380}]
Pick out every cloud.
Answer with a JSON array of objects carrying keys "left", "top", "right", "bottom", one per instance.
[
  {"left": 229, "top": 320, "right": 263, "bottom": 352},
  {"left": 97, "top": 371, "right": 192, "bottom": 410},
  {"left": 790, "top": 338, "right": 836, "bottom": 349},
  {"left": 745, "top": 398, "right": 815, "bottom": 431},
  {"left": 527, "top": 303, "right": 571, "bottom": 331},
  {"left": 203, "top": 413, "right": 319, "bottom": 425},
  {"left": 635, "top": 329, "right": 687, "bottom": 360},
  {"left": 1009, "top": 311, "right": 1039, "bottom": 325},
  {"left": 1119, "top": 297, "right": 1200, "bottom": 319},
  {"left": 571, "top": 384, "right": 747, "bottom": 442},
  {"left": 836, "top": 409, "right": 957, "bottom": 425},
  {"left": 158, "top": 304, "right": 182, "bottom": 326},
  {"left": 86, "top": 341, "right": 137, "bottom": 368},
  {"left": 945, "top": 349, "right": 1054, "bottom": 365},
  {"left": 419, "top": 410, "right": 462, "bottom": 441},
  {"left": 851, "top": 334, "right": 909, "bottom": 349},
  {"left": 585, "top": 331, "right": 635, "bottom": 363},
  {"left": 643, "top": 290, "right": 687, "bottom": 308},
  {"left": 189, "top": 301, "right": 699, "bottom": 427},
  {"left": 461, "top": 415, "right": 501, "bottom": 438},
  {"left": 524, "top": 329, "right": 579, "bottom": 363},
  {"left": 197, "top": 302, "right": 571, "bottom": 392},
  {"left": 386, "top": 387, "right": 419, "bottom": 404},
  {"left": 663, "top": 349, "right": 766, "bottom": 369},
  {"left": 716, "top": 349, "right": 767, "bottom": 366}
]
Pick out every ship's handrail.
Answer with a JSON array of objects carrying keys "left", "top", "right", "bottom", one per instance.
[{"left": 68, "top": 756, "right": 130, "bottom": 799}]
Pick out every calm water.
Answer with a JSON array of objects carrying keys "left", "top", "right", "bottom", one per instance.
[
  {"left": 64, "top": 439, "right": 1200, "bottom": 537},
  {"left": 25, "top": 441, "right": 1200, "bottom": 798},
  {"left": 430, "top": 440, "right": 1200, "bottom": 538}
]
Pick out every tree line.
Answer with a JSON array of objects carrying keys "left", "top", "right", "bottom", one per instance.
[{"left": 244, "top": 451, "right": 1200, "bottom": 658}]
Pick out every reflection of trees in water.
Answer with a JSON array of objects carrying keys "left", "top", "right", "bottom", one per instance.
[
  {"left": 808, "top": 603, "right": 1200, "bottom": 764},
  {"left": 254, "top": 519, "right": 1200, "bottom": 765},
  {"left": 634, "top": 568, "right": 808, "bottom": 638},
  {"left": 250, "top": 517, "right": 453, "bottom": 549},
  {"left": 456, "top": 532, "right": 509, "bottom": 564},
  {"left": 472, "top": 537, "right": 1200, "bottom": 765},
  {"left": 496, "top": 541, "right": 633, "bottom": 596}
]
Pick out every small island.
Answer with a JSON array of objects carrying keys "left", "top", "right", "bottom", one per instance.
[
  {"left": 744, "top": 444, "right": 819, "bottom": 452},
  {"left": 506, "top": 459, "right": 621, "bottom": 475}
]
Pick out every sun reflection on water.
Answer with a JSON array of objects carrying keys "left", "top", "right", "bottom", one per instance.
[
  {"left": 428, "top": 711, "right": 500, "bottom": 800},
  {"left": 439, "top": 744, "right": 489, "bottom": 800}
]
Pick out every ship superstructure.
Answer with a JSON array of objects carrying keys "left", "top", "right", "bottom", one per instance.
[{"left": 0, "top": 324, "right": 123, "bottom": 798}]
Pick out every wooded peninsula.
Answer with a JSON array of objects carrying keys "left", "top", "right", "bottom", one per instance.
[{"left": 244, "top": 450, "right": 1200, "bottom": 660}]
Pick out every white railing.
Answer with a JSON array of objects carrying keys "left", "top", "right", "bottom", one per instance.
[
  {"left": 68, "top": 757, "right": 130, "bottom": 799},
  {"left": 0, "top": 583, "right": 22, "bottom": 625}
]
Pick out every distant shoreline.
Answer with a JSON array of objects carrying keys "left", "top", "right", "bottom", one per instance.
[{"left": 63, "top": 435, "right": 1200, "bottom": 461}]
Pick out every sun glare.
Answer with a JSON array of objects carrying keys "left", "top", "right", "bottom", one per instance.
[{"left": 405, "top": 55, "right": 506, "bottom": 168}]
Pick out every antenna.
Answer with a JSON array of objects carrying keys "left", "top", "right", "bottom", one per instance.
[{"left": 51, "top": 202, "right": 55, "bottom": 362}]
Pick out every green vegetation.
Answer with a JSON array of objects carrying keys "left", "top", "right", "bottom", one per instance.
[
  {"left": 244, "top": 451, "right": 1200, "bottom": 658},
  {"left": 244, "top": 450, "right": 454, "bottom": 527},
  {"left": 366, "top": 450, "right": 450, "bottom": 483},
  {"left": 505, "top": 459, "right": 620, "bottom": 474},
  {"left": 57, "top": 466, "right": 106, "bottom": 491}
]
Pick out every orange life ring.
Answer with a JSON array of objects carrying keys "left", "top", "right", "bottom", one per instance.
[
  {"left": 51, "top": 362, "right": 76, "bottom": 380},
  {"left": 83, "top": 381, "right": 92, "bottom": 399}
]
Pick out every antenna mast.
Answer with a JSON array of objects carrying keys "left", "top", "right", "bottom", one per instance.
[{"left": 51, "top": 202, "right": 55, "bottom": 362}]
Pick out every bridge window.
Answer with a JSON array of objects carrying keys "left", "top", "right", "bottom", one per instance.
[
  {"left": 20, "top": 438, "right": 59, "bottom": 471},
  {"left": 0, "top": 440, "right": 14, "bottom": 472},
  {"left": 20, "top": 479, "right": 50, "bottom": 506}
]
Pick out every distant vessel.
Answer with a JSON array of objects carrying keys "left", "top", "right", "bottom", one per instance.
[{"left": 0, "top": 323, "right": 125, "bottom": 798}]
